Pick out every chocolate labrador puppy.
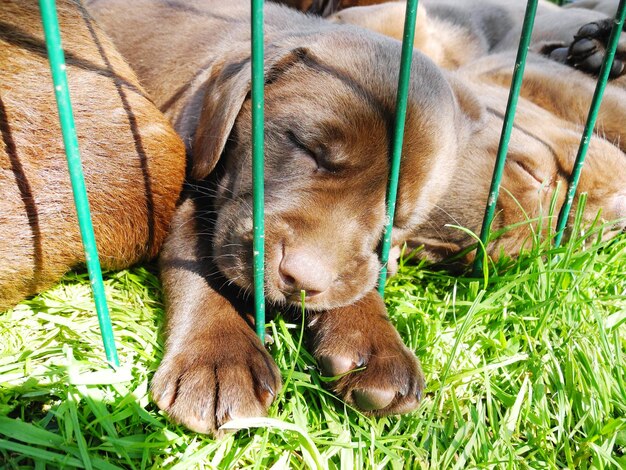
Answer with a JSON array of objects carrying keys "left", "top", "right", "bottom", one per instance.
[
  {"left": 88, "top": 0, "right": 486, "bottom": 434},
  {"left": 404, "top": 64, "right": 626, "bottom": 262},
  {"left": 0, "top": 0, "right": 185, "bottom": 311},
  {"left": 331, "top": 0, "right": 626, "bottom": 261}
]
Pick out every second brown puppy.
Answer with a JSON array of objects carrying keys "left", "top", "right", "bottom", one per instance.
[
  {"left": 333, "top": 0, "right": 626, "bottom": 262},
  {"left": 0, "top": 0, "right": 185, "bottom": 311}
]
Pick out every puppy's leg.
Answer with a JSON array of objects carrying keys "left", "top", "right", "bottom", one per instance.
[
  {"left": 308, "top": 290, "right": 424, "bottom": 414},
  {"left": 152, "top": 197, "right": 281, "bottom": 436}
]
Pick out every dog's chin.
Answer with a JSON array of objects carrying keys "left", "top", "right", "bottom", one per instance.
[
  {"left": 221, "top": 274, "right": 375, "bottom": 311},
  {"left": 266, "top": 286, "right": 371, "bottom": 312}
]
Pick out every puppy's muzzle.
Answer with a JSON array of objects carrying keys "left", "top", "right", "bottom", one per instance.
[{"left": 278, "top": 245, "right": 336, "bottom": 300}]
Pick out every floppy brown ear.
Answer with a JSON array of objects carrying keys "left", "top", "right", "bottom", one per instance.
[
  {"left": 191, "top": 58, "right": 253, "bottom": 181},
  {"left": 190, "top": 47, "right": 312, "bottom": 181}
]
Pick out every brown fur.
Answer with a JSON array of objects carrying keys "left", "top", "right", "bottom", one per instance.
[
  {"left": 0, "top": 0, "right": 186, "bottom": 310},
  {"left": 332, "top": 0, "right": 626, "bottom": 262},
  {"left": 87, "top": 0, "right": 490, "bottom": 434}
]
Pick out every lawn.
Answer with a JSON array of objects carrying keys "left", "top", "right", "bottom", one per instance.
[{"left": 1, "top": 210, "right": 625, "bottom": 469}]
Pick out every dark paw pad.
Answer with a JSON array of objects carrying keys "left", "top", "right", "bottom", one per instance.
[{"left": 567, "top": 19, "right": 625, "bottom": 77}]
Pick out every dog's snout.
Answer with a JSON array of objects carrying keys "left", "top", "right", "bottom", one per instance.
[{"left": 279, "top": 247, "right": 334, "bottom": 298}]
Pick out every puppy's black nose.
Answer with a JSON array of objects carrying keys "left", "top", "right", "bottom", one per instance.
[{"left": 278, "top": 247, "right": 334, "bottom": 298}]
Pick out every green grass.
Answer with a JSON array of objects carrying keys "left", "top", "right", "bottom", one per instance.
[{"left": 1, "top": 221, "right": 626, "bottom": 469}]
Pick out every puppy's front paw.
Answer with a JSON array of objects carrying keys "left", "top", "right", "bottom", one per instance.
[
  {"left": 151, "top": 323, "right": 281, "bottom": 436},
  {"left": 309, "top": 291, "right": 424, "bottom": 415}
]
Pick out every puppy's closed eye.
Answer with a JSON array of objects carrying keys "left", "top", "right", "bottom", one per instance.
[
  {"left": 286, "top": 130, "right": 338, "bottom": 174},
  {"left": 510, "top": 158, "right": 546, "bottom": 187}
]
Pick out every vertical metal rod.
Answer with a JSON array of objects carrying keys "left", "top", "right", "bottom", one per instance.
[
  {"left": 251, "top": 0, "right": 266, "bottom": 340},
  {"left": 39, "top": 0, "right": 119, "bottom": 367},
  {"left": 554, "top": 0, "right": 626, "bottom": 248},
  {"left": 377, "top": 0, "right": 419, "bottom": 296},
  {"left": 472, "top": 0, "right": 539, "bottom": 276}
]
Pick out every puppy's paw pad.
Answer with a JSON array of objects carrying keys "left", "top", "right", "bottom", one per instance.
[
  {"left": 318, "top": 354, "right": 362, "bottom": 377},
  {"left": 352, "top": 388, "right": 396, "bottom": 411},
  {"left": 570, "top": 37, "right": 598, "bottom": 57},
  {"left": 567, "top": 19, "right": 625, "bottom": 77},
  {"left": 577, "top": 21, "right": 604, "bottom": 39},
  {"left": 548, "top": 46, "right": 570, "bottom": 63}
]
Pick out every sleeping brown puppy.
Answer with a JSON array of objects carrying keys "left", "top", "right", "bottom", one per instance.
[
  {"left": 332, "top": 0, "right": 626, "bottom": 262},
  {"left": 401, "top": 66, "right": 626, "bottom": 262},
  {"left": 87, "top": 0, "right": 486, "bottom": 434},
  {"left": 0, "top": 0, "right": 185, "bottom": 311}
]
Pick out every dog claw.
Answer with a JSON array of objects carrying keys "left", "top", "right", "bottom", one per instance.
[
  {"left": 153, "top": 383, "right": 175, "bottom": 410},
  {"left": 355, "top": 355, "right": 365, "bottom": 368},
  {"left": 263, "top": 382, "right": 275, "bottom": 397},
  {"left": 256, "top": 381, "right": 276, "bottom": 407}
]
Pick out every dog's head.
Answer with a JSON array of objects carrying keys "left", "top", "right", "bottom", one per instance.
[
  {"left": 189, "top": 27, "right": 481, "bottom": 310},
  {"left": 406, "top": 78, "right": 626, "bottom": 263}
]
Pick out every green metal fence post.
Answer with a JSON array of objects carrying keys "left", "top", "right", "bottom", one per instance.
[
  {"left": 472, "top": 0, "right": 539, "bottom": 276},
  {"left": 554, "top": 0, "right": 626, "bottom": 248},
  {"left": 39, "top": 0, "right": 119, "bottom": 367},
  {"left": 251, "top": 0, "right": 266, "bottom": 340},
  {"left": 377, "top": 0, "right": 419, "bottom": 296}
]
